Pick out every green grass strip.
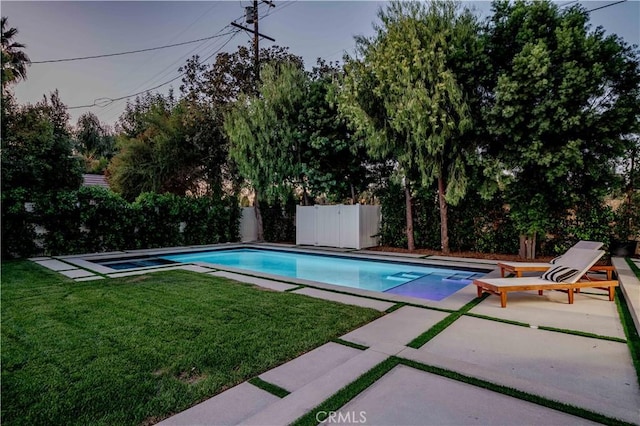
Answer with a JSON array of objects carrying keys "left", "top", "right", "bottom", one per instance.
[
  {"left": 464, "top": 312, "right": 530, "bottom": 328},
  {"left": 384, "top": 303, "right": 406, "bottom": 314},
  {"left": 407, "top": 293, "right": 489, "bottom": 349},
  {"left": 626, "top": 257, "right": 640, "bottom": 279},
  {"left": 291, "top": 357, "right": 401, "bottom": 426},
  {"left": 331, "top": 338, "right": 369, "bottom": 350},
  {"left": 466, "top": 313, "right": 627, "bottom": 344},
  {"left": 615, "top": 287, "right": 640, "bottom": 385},
  {"left": 398, "top": 358, "right": 634, "bottom": 426},
  {"left": 537, "top": 326, "right": 626, "bottom": 343},
  {"left": 248, "top": 377, "right": 290, "bottom": 398}
]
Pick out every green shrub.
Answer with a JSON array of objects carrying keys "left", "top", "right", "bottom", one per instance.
[
  {"left": 77, "top": 186, "right": 138, "bottom": 252},
  {"left": 2, "top": 189, "right": 241, "bottom": 258},
  {"left": 1, "top": 188, "right": 38, "bottom": 258},
  {"left": 377, "top": 182, "right": 519, "bottom": 254},
  {"left": 262, "top": 195, "right": 296, "bottom": 243}
]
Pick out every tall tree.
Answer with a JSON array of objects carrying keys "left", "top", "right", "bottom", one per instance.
[
  {"left": 224, "top": 62, "right": 307, "bottom": 241},
  {"left": 483, "top": 0, "right": 640, "bottom": 258},
  {"left": 1, "top": 16, "right": 30, "bottom": 88},
  {"left": 340, "top": 1, "right": 478, "bottom": 252},
  {"left": 301, "top": 60, "right": 373, "bottom": 204}
]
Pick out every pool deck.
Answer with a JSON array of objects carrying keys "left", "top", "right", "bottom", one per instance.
[{"left": 31, "top": 244, "right": 640, "bottom": 425}]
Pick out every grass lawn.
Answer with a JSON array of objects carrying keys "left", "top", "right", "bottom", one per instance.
[{"left": 1, "top": 261, "right": 381, "bottom": 425}]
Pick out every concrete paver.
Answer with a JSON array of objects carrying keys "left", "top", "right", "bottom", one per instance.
[
  {"left": 259, "top": 342, "right": 362, "bottom": 392},
  {"left": 292, "top": 288, "right": 395, "bottom": 311},
  {"left": 209, "top": 271, "right": 297, "bottom": 292},
  {"left": 74, "top": 276, "right": 105, "bottom": 282},
  {"left": 27, "top": 246, "right": 639, "bottom": 425},
  {"left": 157, "top": 382, "right": 279, "bottom": 426},
  {"left": 427, "top": 255, "right": 498, "bottom": 265},
  {"left": 471, "top": 290, "right": 626, "bottom": 339},
  {"left": 35, "top": 259, "right": 77, "bottom": 271},
  {"left": 417, "top": 315, "right": 640, "bottom": 423},
  {"left": 340, "top": 306, "right": 448, "bottom": 348},
  {"left": 240, "top": 349, "right": 389, "bottom": 426},
  {"left": 179, "top": 264, "right": 216, "bottom": 273},
  {"left": 58, "top": 269, "right": 96, "bottom": 278},
  {"left": 107, "top": 265, "right": 209, "bottom": 278},
  {"left": 329, "top": 365, "right": 600, "bottom": 426},
  {"left": 62, "top": 258, "right": 117, "bottom": 274}
]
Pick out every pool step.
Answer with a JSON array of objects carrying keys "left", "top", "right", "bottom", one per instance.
[
  {"left": 444, "top": 272, "right": 484, "bottom": 281},
  {"left": 386, "top": 272, "right": 429, "bottom": 282}
]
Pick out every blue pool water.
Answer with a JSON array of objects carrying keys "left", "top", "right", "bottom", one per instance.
[{"left": 162, "top": 249, "right": 486, "bottom": 301}]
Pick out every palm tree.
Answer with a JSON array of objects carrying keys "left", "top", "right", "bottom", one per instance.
[{"left": 1, "top": 16, "right": 30, "bottom": 86}]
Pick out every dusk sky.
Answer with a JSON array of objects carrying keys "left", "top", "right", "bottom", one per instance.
[{"left": 3, "top": 1, "right": 639, "bottom": 128}]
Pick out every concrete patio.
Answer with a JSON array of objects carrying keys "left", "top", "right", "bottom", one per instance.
[{"left": 32, "top": 246, "right": 640, "bottom": 425}]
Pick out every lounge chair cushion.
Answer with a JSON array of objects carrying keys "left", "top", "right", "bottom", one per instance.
[{"left": 540, "top": 265, "right": 579, "bottom": 282}]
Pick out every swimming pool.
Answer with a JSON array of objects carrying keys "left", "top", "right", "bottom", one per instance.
[{"left": 161, "top": 249, "right": 486, "bottom": 301}]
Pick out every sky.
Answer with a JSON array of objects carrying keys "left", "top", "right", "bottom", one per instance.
[{"left": 3, "top": 0, "right": 639, "bottom": 128}]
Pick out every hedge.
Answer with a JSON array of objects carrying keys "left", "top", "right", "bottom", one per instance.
[{"left": 1, "top": 186, "right": 240, "bottom": 258}]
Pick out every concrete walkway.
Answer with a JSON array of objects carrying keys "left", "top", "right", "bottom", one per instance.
[
  {"left": 160, "top": 295, "right": 639, "bottom": 425},
  {"left": 31, "top": 248, "right": 640, "bottom": 425}
]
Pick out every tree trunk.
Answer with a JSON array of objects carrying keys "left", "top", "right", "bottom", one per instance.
[
  {"left": 518, "top": 233, "right": 536, "bottom": 259},
  {"left": 438, "top": 175, "right": 450, "bottom": 254},
  {"left": 350, "top": 183, "right": 356, "bottom": 205},
  {"left": 404, "top": 181, "right": 415, "bottom": 251},
  {"left": 254, "top": 189, "right": 264, "bottom": 242}
]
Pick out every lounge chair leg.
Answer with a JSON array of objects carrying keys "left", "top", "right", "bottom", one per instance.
[
  {"left": 608, "top": 287, "right": 615, "bottom": 301},
  {"left": 568, "top": 289, "right": 574, "bottom": 304},
  {"left": 500, "top": 292, "right": 507, "bottom": 308},
  {"left": 477, "top": 286, "right": 483, "bottom": 298},
  {"left": 538, "top": 290, "right": 543, "bottom": 296}
]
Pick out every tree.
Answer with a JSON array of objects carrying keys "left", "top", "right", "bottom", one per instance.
[
  {"left": 224, "top": 62, "right": 307, "bottom": 241},
  {"left": 339, "top": 1, "right": 479, "bottom": 252},
  {"left": 2, "top": 93, "right": 82, "bottom": 195},
  {"left": 1, "top": 16, "right": 30, "bottom": 88},
  {"left": 108, "top": 96, "right": 210, "bottom": 201},
  {"left": 75, "top": 112, "right": 115, "bottom": 160},
  {"left": 483, "top": 0, "right": 640, "bottom": 257},
  {"left": 301, "top": 60, "right": 373, "bottom": 204}
]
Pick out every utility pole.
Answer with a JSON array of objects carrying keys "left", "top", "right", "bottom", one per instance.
[
  {"left": 229, "top": 1, "right": 275, "bottom": 242},
  {"left": 230, "top": 0, "right": 275, "bottom": 90},
  {"left": 253, "top": 0, "right": 259, "bottom": 88}
]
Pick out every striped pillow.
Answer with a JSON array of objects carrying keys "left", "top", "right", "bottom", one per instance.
[
  {"left": 541, "top": 265, "right": 579, "bottom": 283},
  {"left": 550, "top": 256, "right": 562, "bottom": 264}
]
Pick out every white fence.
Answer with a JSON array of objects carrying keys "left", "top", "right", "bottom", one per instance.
[{"left": 296, "top": 204, "right": 381, "bottom": 249}]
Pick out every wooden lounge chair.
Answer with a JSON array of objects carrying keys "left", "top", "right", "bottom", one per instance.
[
  {"left": 497, "top": 240, "right": 614, "bottom": 279},
  {"left": 474, "top": 249, "right": 618, "bottom": 308}
]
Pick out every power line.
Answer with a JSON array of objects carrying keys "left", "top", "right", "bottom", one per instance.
[
  {"left": 32, "top": 30, "right": 237, "bottom": 64},
  {"left": 97, "top": 6, "right": 227, "bottom": 122},
  {"left": 68, "top": 30, "right": 241, "bottom": 110},
  {"left": 587, "top": 0, "right": 627, "bottom": 13},
  {"left": 98, "top": 12, "right": 248, "bottom": 123}
]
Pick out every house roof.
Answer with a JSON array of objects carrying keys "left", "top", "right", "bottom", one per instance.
[{"left": 82, "top": 174, "right": 109, "bottom": 189}]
